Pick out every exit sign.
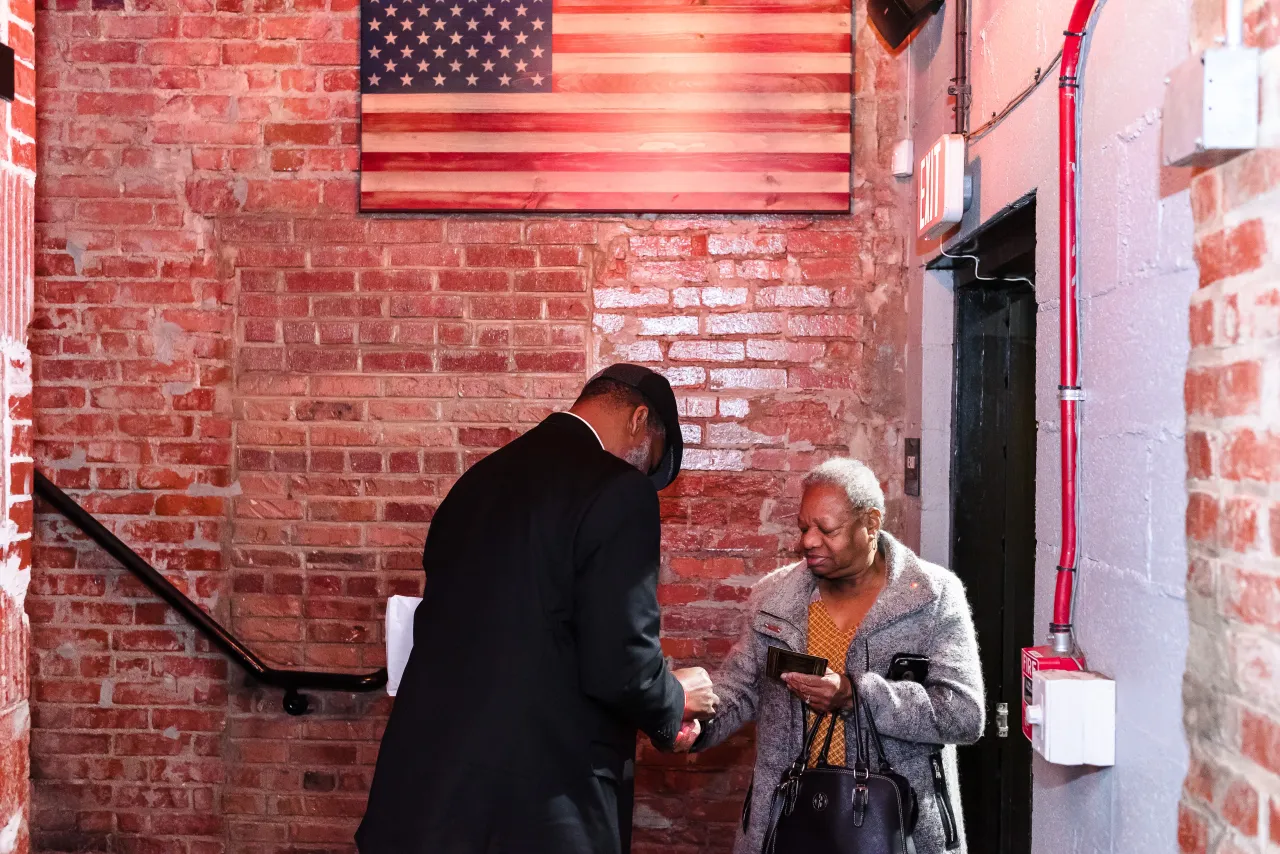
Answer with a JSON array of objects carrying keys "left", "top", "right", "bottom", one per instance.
[{"left": 918, "top": 133, "right": 966, "bottom": 240}]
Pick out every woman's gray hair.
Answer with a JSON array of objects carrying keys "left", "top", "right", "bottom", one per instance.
[{"left": 802, "top": 458, "right": 885, "bottom": 514}]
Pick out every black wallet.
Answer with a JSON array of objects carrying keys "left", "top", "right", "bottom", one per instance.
[{"left": 766, "top": 646, "right": 827, "bottom": 679}]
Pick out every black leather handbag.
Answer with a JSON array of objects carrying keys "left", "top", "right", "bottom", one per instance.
[{"left": 762, "top": 678, "right": 918, "bottom": 854}]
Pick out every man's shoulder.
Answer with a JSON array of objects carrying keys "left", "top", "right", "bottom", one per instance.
[{"left": 446, "top": 415, "right": 632, "bottom": 506}]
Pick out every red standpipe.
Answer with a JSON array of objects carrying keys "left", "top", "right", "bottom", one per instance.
[{"left": 1051, "top": 0, "right": 1098, "bottom": 655}]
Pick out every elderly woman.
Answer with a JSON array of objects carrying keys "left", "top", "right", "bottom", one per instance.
[{"left": 695, "top": 458, "right": 984, "bottom": 854}]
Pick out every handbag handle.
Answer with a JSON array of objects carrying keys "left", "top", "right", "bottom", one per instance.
[
  {"left": 813, "top": 712, "right": 840, "bottom": 767},
  {"left": 846, "top": 671, "right": 895, "bottom": 773},
  {"left": 846, "top": 674, "right": 871, "bottom": 773},
  {"left": 787, "top": 701, "right": 829, "bottom": 776}
]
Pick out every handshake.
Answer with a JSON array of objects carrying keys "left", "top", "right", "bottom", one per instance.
[{"left": 670, "top": 667, "right": 719, "bottom": 754}]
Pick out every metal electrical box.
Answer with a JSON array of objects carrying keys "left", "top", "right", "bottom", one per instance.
[{"left": 1162, "top": 47, "right": 1259, "bottom": 167}]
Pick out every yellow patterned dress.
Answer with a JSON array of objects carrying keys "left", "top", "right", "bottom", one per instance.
[{"left": 806, "top": 598, "right": 859, "bottom": 766}]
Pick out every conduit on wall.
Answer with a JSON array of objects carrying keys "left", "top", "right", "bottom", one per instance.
[{"left": 1052, "top": 0, "right": 1101, "bottom": 654}]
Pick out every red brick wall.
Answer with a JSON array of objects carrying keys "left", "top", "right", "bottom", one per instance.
[
  {"left": 0, "top": 0, "right": 36, "bottom": 848},
  {"left": 30, "top": 1, "right": 907, "bottom": 849},
  {"left": 1179, "top": 2, "right": 1280, "bottom": 851}
]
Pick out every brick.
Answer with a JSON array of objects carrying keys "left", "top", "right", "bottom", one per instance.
[
  {"left": 786, "top": 231, "right": 858, "bottom": 254},
  {"left": 630, "top": 235, "right": 693, "bottom": 258},
  {"left": 1187, "top": 492, "right": 1219, "bottom": 543},
  {"left": 1225, "top": 565, "right": 1280, "bottom": 628},
  {"left": 707, "top": 313, "right": 786, "bottom": 336},
  {"left": 1242, "top": 710, "right": 1280, "bottom": 776},
  {"left": 1195, "top": 219, "right": 1267, "bottom": 287},
  {"left": 1189, "top": 299, "right": 1214, "bottom": 348},
  {"left": 1185, "top": 361, "right": 1262, "bottom": 418},
  {"left": 700, "top": 287, "right": 750, "bottom": 307},
  {"left": 465, "top": 245, "right": 536, "bottom": 268},
  {"left": 1177, "top": 804, "right": 1210, "bottom": 854},
  {"left": 668, "top": 341, "right": 744, "bottom": 362},
  {"left": 525, "top": 221, "right": 595, "bottom": 244},
  {"left": 594, "top": 288, "right": 669, "bottom": 309},
  {"left": 447, "top": 221, "right": 522, "bottom": 244},
  {"left": 437, "top": 270, "right": 510, "bottom": 292},
  {"left": 1273, "top": 503, "right": 1280, "bottom": 558},
  {"left": 514, "top": 270, "right": 584, "bottom": 293},
  {"left": 708, "top": 368, "right": 787, "bottom": 390},
  {"left": 746, "top": 340, "right": 825, "bottom": 362},
  {"left": 670, "top": 557, "right": 746, "bottom": 579},
  {"left": 1223, "top": 430, "right": 1280, "bottom": 482},
  {"left": 1223, "top": 148, "right": 1280, "bottom": 211},
  {"left": 362, "top": 270, "right": 432, "bottom": 292},
  {"left": 284, "top": 271, "right": 356, "bottom": 294},
  {"left": 389, "top": 295, "right": 464, "bottom": 318},
  {"left": 1187, "top": 432, "right": 1213, "bottom": 480},
  {"left": 707, "top": 233, "right": 786, "bottom": 256},
  {"left": 614, "top": 341, "right": 663, "bottom": 362},
  {"left": 1221, "top": 777, "right": 1258, "bottom": 836},
  {"left": 1223, "top": 497, "right": 1260, "bottom": 552},
  {"left": 788, "top": 315, "right": 862, "bottom": 337},
  {"left": 470, "top": 297, "right": 542, "bottom": 320},
  {"left": 640, "top": 316, "right": 698, "bottom": 337},
  {"left": 1190, "top": 169, "right": 1221, "bottom": 225},
  {"left": 368, "top": 220, "right": 446, "bottom": 243}
]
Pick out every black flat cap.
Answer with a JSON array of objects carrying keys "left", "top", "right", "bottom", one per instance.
[{"left": 590, "top": 364, "right": 683, "bottom": 490}]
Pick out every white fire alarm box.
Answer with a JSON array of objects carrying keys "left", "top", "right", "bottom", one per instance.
[
  {"left": 1024, "top": 669, "right": 1115, "bottom": 767},
  {"left": 917, "top": 133, "right": 966, "bottom": 240}
]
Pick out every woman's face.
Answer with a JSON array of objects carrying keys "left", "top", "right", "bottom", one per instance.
[{"left": 797, "top": 484, "right": 880, "bottom": 580}]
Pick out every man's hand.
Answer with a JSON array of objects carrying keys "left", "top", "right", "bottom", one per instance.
[
  {"left": 674, "top": 666, "right": 719, "bottom": 721},
  {"left": 671, "top": 720, "right": 701, "bottom": 753},
  {"left": 782, "top": 668, "right": 852, "bottom": 714}
]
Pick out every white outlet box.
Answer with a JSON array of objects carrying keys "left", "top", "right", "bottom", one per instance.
[
  {"left": 892, "top": 139, "right": 915, "bottom": 178},
  {"left": 1024, "top": 669, "right": 1115, "bottom": 767},
  {"left": 1163, "top": 46, "right": 1259, "bottom": 167}
]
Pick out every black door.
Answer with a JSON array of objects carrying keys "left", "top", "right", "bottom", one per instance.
[{"left": 946, "top": 205, "right": 1036, "bottom": 854}]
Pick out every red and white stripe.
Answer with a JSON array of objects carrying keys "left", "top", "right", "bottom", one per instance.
[{"left": 360, "top": 0, "right": 852, "bottom": 212}]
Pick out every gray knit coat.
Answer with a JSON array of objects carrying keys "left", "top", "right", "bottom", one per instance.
[{"left": 695, "top": 532, "right": 985, "bottom": 854}]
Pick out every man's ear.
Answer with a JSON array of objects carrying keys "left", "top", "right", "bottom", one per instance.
[{"left": 629, "top": 405, "right": 649, "bottom": 438}]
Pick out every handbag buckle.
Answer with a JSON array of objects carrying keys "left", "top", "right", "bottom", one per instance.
[
  {"left": 781, "top": 778, "right": 801, "bottom": 817},
  {"left": 852, "top": 784, "right": 869, "bottom": 827}
]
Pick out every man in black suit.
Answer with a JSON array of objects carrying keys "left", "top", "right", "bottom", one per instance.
[{"left": 357, "top": 364, "right": 719, "bottom": 854}]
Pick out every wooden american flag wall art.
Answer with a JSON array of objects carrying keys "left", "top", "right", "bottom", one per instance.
[{"left": 358, "top": 0, "right": 854, "bottom": 213}]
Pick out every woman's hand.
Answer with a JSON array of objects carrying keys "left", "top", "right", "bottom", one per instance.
[{"left": 782, "top": 668, "right": 853, "bottom": 714}]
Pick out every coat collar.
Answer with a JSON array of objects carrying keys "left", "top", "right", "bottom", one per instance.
[
  {"left": 754, "top": 532, "right": 937, "bottom": 649},
  {"left": 544, "top": 411, "right": 605, "bottom": 450},
  {"left": 558, "top": 411, "right": 605, "bottom": 449}
]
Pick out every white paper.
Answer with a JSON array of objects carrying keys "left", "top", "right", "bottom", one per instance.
[{"left": 385, "top": 595, "right": 422, "bottom": 697}]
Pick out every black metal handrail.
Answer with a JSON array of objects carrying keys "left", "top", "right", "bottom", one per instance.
[{"left": 34, "top": 469, "right": 388, "bottom": 715}]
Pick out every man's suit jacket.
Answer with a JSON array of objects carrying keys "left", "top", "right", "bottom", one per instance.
[{"left": 356, "top": 413, "right": 685, "bottom": 854}]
